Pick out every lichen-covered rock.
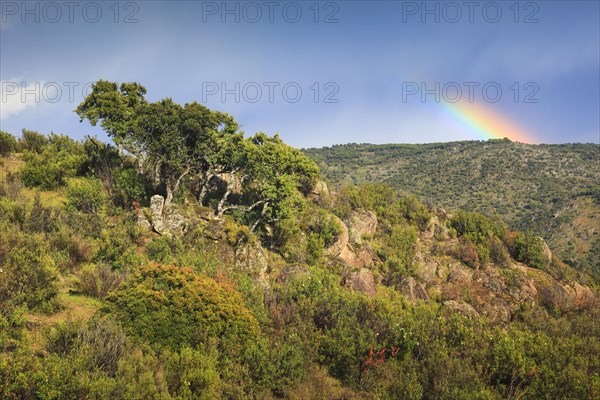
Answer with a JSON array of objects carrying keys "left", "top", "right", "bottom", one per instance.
[
  {"left": 447, "top": 263, "right": 473, "bottom": 285},
  {"left": 203, "top": 219, "right": 227, "bottom": 241},
  {"left": 235, "top": 241, "right": 268, "bottom": 273},
  {"left": 443, "top": 300, "right": 479, "bottom": 318},
  {"left": 347, "top": 209, "right": 377, "bottom": 245},
  {"left": 145, "top": 194, "right": 187, "bottom": 236},
  {"left": 137, "top": 210, "right": 152, "bottom": 231},
  {"left": 310, "top": 180, "right": 329, "bottom": 197},
  {"left": 350, "top": 268, "right": 376, "bottom": 296},
  {"left": 326, "top": 214, "right": 349, "bottom": 258},
  {"left": 414, "top": 258, "right": 439, "bottom": 284},
  {"left": 162, "top": 208, "right": 187, "bottom": 235},
  {"left": 150, "top": 194, "right": 165, "bottom": 232},
  {"left": 398, "top": 276, "right": 429, "bottom": 301}
]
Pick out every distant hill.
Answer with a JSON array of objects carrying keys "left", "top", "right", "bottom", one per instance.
[{"left": 304, "top": 139, "right": 600, "bottom": 278}]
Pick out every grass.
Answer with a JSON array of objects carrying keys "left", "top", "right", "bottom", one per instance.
[
  {"left": 24, "top": 277, "right": 104, "bottom": 351},
  {"left": 1, "top": 154, "right": 67, "bottom": 207}
]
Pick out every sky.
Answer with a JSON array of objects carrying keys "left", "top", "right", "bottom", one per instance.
[{"left": 0, "top": 0, "right": 599, "bottom": 148}]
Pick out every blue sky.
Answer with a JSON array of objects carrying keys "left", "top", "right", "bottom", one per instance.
[{"left": 1, "top": 0, "right": 598, "bottom": 147}]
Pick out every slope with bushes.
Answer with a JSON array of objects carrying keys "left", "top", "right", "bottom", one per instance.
[
  {"left": 304, "top": 140, "right": 600, "bottom": 278},
  {"left": 1, "top": 82, "right": 599, "bottom": 399}
]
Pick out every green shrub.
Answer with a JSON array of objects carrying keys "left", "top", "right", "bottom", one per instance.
[
  {"left": 66, "top": 177, "right": 106, "bottom": 214},
  {"left": 306, "top": 232, "right": 324, "bottom": 266},
  {"left": 145, "top": 235, "right": 184, "bottom": 264},
  {"left": 112, "top": 167, "right": 147, "bottom": 208},
  {"left": 0, "top": 223, "right": 60, "bottom": 313},
  {"left": 104, "top": 263, "right": 259, "bottom": 352},
  {"left": 0, "top": 131, "right": 17, "bottom": 156},
  {"left": 21, "top": 134, "right": 86, "bottom": 189},
  {"left": 24, "top": 193, "right": 58, "bottom": 233},
  {"left": 507, "top": 231, "right": 549, "bottom": 269},
  {"left": 163, "top": 345, "right": 222, "bottom": 398},
  {"left": 19, "top": 129, "right": 48, "bottom": 153}
]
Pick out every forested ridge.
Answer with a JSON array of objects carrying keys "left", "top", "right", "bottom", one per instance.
[{"left": 0, "top": 81, "right": 598, "bottom": 399}]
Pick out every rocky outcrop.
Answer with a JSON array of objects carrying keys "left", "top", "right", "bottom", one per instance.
[
  {"left": 447, "top": 263, "right": 473, "bottom": 285},
  {"left": 398, "top": 277, "right": 429, "bottom": 301},
  {"left": 325, "top": 214, "right": 349, "bottom": 258},
  {"left": 326, "top": 210, "right": 379, "bottom": 269},
  {"left": 443, "top": 300, "right": 479, "bottom": 318},
  {"left": 347, "top": 209, "right": 377, "bottom": 245},
  {"left": 203, "top": 218, "right": 227, "bottom": 241},
  {"left": 235, "top": 241, "right": 268, "bottom": 273},
  {"left": 310, "top": 180, "right": 329, "bottom": 197},
  {"left": 350, "top": 268, "right": 376, "bottom": 296},
  {"left": 138, "top": 194, "right": 187, "bottom": 236}
]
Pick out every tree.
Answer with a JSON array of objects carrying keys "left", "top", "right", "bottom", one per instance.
[
  {"left": 0, "top": 131, "right": 17, "bottom": 156},
  {"left": 77, "top": 81, "right": 239, "bottom": 210},
  {"left": 19, "top": 129, "right": 48, "bottom": 153},
  {"left": 75, "top": 80, "right": 147, "bottom": 155}
]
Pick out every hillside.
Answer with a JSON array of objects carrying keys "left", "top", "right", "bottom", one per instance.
[
  {"left": 1, "top": 85, "right": 599, "bottom": 399},
  {"left": 303, "top": 139, "right": 600, "bottom": 278}
]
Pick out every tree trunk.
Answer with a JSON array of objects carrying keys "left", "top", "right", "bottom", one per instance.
[
  {"left": 198, "top": 170, "right": 214, "bottom": 205},
  {"left": 164, "top": 180, "right": 174, "bottom": 212},
  {"left": 216, "top": 171, "right": 236, "bottom": 216},
  {"left": 163, "top": 167, "right": 191, "bottom": 213}
]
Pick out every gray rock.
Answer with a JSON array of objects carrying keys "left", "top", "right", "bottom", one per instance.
[
  {"left": 398, "top": 276, "right": 429, "bottom": 301},
  {"left": 350, "top": 268, "right": 376, "bottom": 296},
  {"left": 347, "top": 209, "right": 377, "bottom": 245},
  {"left": 443, "top": 300, "right": 479, "bottom": 318}
]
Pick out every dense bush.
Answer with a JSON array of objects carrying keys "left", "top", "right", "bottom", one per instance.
[
  {"left": 66, "top": 177, "right": 106, "bottom": 214},
  {"left": 21, "top": 134, "right": 86, "bottom": 189},
  {"left": 0, "top": 130, "right": 17, "bottom": 156},
  {"left": 507, "top": 231, "right": 549, "bottom": 269},
  {"left": 103, "top": 263, "right": 259, "bottom": 352},
  {"left": 0, "top": 222, "right": 60, "bottom": 313},
  {"left": 19, "top": 129, "right": 48, "bottom": 153}
]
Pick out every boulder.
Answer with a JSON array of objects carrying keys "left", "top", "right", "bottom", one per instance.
[
  {"left": 415, "top": 258, "right": 439, "bottom": 284},
  {"left": 398, "top": 277, "right": 429, "bottom": 301},
  {"left": 346, "top": 209, "right": 377, "bottom": 245},
  {"left": 566, "top": 282, "right": 597, "bottom": 309},
  {"left": 478, "top": 298, "right": 512, "bottom": 322},
  {"left": 325, "top": 214, "right": 349, "bottom": 258},
  {"left": 146, "top": 195, "right": 186, "bottom": 236},
  {"left": 150, "top": 194, "right": 165, "bottom": 232},
  {"left": 235, "top": 241, "right": 268, "bottom": 273},
  {"left": 447, "top": 263, "right": 473, "bottom": 285},
  {"left": 527, "top": 268, "right": 573, "bottom": 309},
  {"left": 137, "top": 210, "right": 152, "bottom": 231},
  {"left": 339, "top": 245, "right": 360, "bottom": 267},
  {"left": 443, "top": 300, "right": 479, "bottom": 318},
  {"left": 310, "top": 180, "right": 329, "bottom": 197},
  {"left": 350, "top": 268, "right": 376, "bottom": 296}
]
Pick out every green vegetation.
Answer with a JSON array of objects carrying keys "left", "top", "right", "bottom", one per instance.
[
  {"left": 304, "top": 140, "right": 600, "bottom": 277},
  {"left": 0, "top": 83, "right": 598, "bottom": 399}
]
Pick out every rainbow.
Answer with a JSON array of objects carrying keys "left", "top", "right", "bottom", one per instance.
[{"left": 440, "top": 100, "right": 538, "bottom": 144}]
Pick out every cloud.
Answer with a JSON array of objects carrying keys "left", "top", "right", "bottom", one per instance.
[{"left": 0, "top": 80, "right": 48, "bottom": 120}]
